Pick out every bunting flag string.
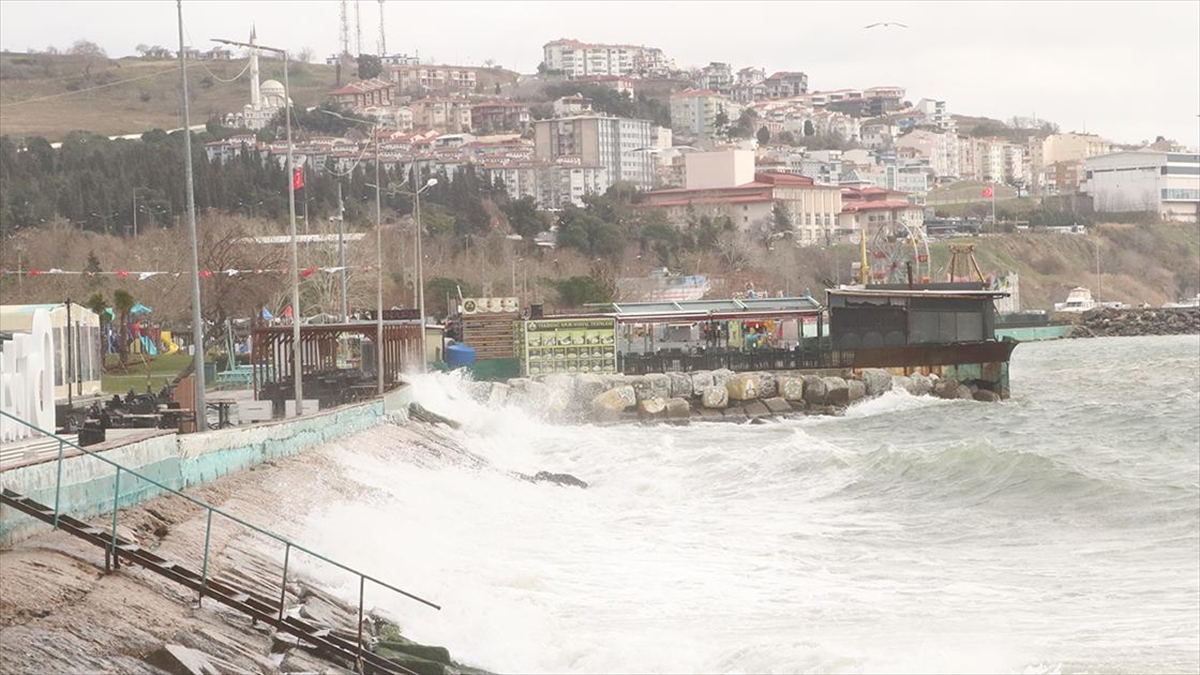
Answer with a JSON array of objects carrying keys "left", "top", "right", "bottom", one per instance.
[{"left": 1, "top": 265, "right": 376, "bottom": 278}]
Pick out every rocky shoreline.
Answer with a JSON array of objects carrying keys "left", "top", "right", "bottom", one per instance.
[
  {"left": 468, "top": 367, "right": 1001, "bottom": 426},
  {"left": 1072, "top": 306, "right": 1200, "bottom": 338}
]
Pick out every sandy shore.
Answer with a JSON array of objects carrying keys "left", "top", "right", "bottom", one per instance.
[{"left": 0, "top": 420, "right": 474, "bottom": 675}]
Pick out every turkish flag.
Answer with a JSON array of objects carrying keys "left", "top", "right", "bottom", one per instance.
[
  {"left": 293, "top": 167, "right": 304, "bottom": 190},
  {"left": 982, "top": 186, "right": 994, "bottom": 198}
]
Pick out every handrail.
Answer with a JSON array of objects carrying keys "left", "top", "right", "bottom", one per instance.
[{"left": 0, "top": 410, "right": 440, "bottom": 612}]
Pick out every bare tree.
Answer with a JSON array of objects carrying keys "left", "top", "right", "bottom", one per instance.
[{"left": 67, "top": 39, "right": 106, "bottom": 58}]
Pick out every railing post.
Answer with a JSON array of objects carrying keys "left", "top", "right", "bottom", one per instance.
[
  {"left": 278, "top": 542, "right": 291, "bottom": 622},
  {"left": 357, "top": 575, "right": 366, "bottom": 674},
  {"left": 199, "top": 508, "right": 213, "bottom": 606},
  {"left": 109, "top": 467, "right": 121, "bottom": 570},
  {"left": 52, "top": 440, "right": 64, "bottom": 529}
]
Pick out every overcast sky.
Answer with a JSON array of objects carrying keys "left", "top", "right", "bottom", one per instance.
[{"left": 2, "top": 0, "right": 1197, "bottom": 147}]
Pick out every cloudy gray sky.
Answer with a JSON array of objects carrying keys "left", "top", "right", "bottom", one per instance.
[{"left": 2, "top": 0, "right": 1197, "bottom": 146}]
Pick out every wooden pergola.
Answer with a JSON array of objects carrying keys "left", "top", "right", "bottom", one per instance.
[{"left": 250, "top": 322, "right": 422, "bottom": 398}]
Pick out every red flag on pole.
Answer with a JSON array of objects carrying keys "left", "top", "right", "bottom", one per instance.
[
  {"left": 293, "top": 167, "right": 304, "bottom": 190},
  {"left": 982, "top": 185, "right": 994, "bottom": 199}
]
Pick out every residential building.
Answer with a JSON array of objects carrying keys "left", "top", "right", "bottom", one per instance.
[
  {"left": 328, "top": 78, "right": 396, "bottom": 110},
  {"left": 533, "top": 114, "right": 657, "bottom": 190},
  {"left": 387, "top": 64, "right": 478, "bottom": 95},
  {"left": 698, "top": 62, "right": 734, "bottom": 95},
  {"left": 481, "top": 159, "right": 610, "bottom": 209},
  {"left": 470, "top": 101, "right": 531, "bottom": 134},
  {"left": 915, "top": 99, "right": 955, "bottom": 131},
  {"left": 838, "top": 186, "right": 926, "bottom": 240},
  {"left": 1082, "top": 151, "right": 1200, "bottom": 222},
  {"left": 411, "top": 98, "right": 473, "bottom": 133},
  {"left": 541, "top": 39, "right": 667, "bottom": 78},
  {"left": 572, "top": 75, "right": 636, "bottom": 95},
  {"left": 553, "top": 95, "right": 593, "bottom": 116},
  {"left": 764, "top": 71, "right": 809, "bottom": 99},
  {"left": 733, "top": 67, "right": 766, "bottom": 103},
  {"left": 861, "top": 86, "right": 906, "bottom": 116},
  {"left": 861, "top": 120, "right": 898, "bottom": 149},
  {"left": 669, "top": 89, "right": 741, "bottom": 139},
  {"left": 1028, "top": 132, "right": 1111, "bottom": 194},
  {"left": 685, "top": 149, "right": 756, "bottom": 189},
  {"left": 895, "top": 129, "right": 960, "bottom": 180}
]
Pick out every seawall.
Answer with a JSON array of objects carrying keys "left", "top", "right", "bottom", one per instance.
[
  {"left": 1072, "top": 307, "right": 1200, "bottom": 338},
  {"left": 0, "top": 398, "right": 387, "bottom": 545}
]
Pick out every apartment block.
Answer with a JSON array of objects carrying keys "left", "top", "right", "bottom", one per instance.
[
  {"left": 533, "top": 114, "right": 657, "bottom": 190},
  {"left": 542, "top": 39, "right": 668, "bottom": 78},
  {"left": 669, "top": 89, "right": 741, "bottom": 139}
]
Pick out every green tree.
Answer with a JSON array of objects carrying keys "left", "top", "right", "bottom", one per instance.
[
  {"left": 756, "top": 126, "right": 771, "bottom": 146},
  {"left": 803, "top": 120, "right": 816, "bottom": 137},
  {"left": 425, "top": 277, "right": 475, "bottom": 319},
  {"left": 84, "top": 292, "right": 110, "bottom": 371},
  {"left": 357, "top": 54, "right": 383, "bottom": 80},
  {"left": 502, "top": 196, "right": 545, "bottom": 238},
  {"left": 772, "top": 202, "right": 792, "bottom": 233},
  {"left": 111, "top": 289, "right": 135, "bottom": 369},
  {"left": 552, "top": 276, "right": 612, "bottom": 307}
]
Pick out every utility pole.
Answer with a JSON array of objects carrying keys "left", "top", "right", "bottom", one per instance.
[
  {"left": 178, "top": 0, "right": 207, "bottom": 430},
  {"left": 377, "top": 0, "right": 387, "bottom": 56},
  {"left": 337, "top": 182, "right": 348, "bottom": 322}
]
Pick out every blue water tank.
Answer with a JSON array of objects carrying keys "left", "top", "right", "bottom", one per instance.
[{"left": 445, "top": 343, "right": 477, "bottom": 369}]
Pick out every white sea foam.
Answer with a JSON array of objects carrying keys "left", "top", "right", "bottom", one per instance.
[{"left": 296, "top": 337, "right": 1200, "bottom": 674}]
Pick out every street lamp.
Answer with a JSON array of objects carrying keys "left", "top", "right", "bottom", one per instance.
[
  {"left": 321, "top": 108, "right": 387, "bottom": 394},
  {"left": 378, "top": 175, "right": 438, "bottom": 373},
  {"left": 237, "top": 199, "right": 264, "bottom": 219},
  {"left": 213, "top": 34, "right": 304, "bottom": 414},
  {"left": 90, "top": 211, "right": 118, "bottom": 235}
]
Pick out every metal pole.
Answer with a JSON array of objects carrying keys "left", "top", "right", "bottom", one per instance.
[
  {"left": 132, "top": 190, "right": 137, "bottom": 238},
  {"left": 53, "top": 440, "right": 64, "bottom": 529},
  {"left": 375, "top": 128, "right": 384, "bottom": 395},
  {"left": 338, "top": 182, "right": 348, "bottom": 321},
  {"left": 415, "top": 188, "right": 427, "bottom": 372},
  {"left": 278, "top": 542, "right": 291, "bottom": 622},
  {"left": 177, "top": 0, "right": 207, "bottom": 430},
  {"left": 284, "top": 51, "right": 303, "bottom": 415},
  {"left": 357, "top": 576, "right": 366, "bottom": 673},
  {"left": 110, "top": 467, "right": 121, "bottom": 570},
  {"left": 200, "top": 508, "right": 213, "bottom": 606}
]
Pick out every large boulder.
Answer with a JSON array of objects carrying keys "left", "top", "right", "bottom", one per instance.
[
  {"left": 592, "top": 386, "right": 636, "bottom": 413},
  {"left": 574, "top": 374, "right": 607, "bottom": 404},
  {"left": 778, "top": 376, "right": 805, "bottom": 402},
  {"left": 763, "top": 397, "right": 793, "bottom": 414},
  {"left": 665, "top": 397, "right": 691, "bottom": 420},
  {"left": 757, "top": 372, "right": 778, "bottom": 399},
  {"left": 633, "top": 373, "right": 671, "bottom": 401},
  {"left": 486, "top": 382, "right": 511, "bottom": 407},
  {"left": 907, "top": 373, "right": 933, "bottom": 396},
  {"left": 822, "top": 377, "right": 850, "bottom": 406},
  {"left": 542, "top": 375, "right": 576, "bottom": 409},
  {"left": 860, "top": 369, "right": 892, "bottom": 397},
  {"left": 933, "top": 379, "right": 961, "bottom": 399},
  {"left": 667, "top": 372, "right": 693, "bottom": 399},
  {"left": 744, "top": 401, "right": 771, "bottom": 418},
  {"left": 639, "top": 397, "right": 667, "bottom": 417},
  {"left": 701, "top": 385, "right": 729, "bottom": 409},
  {"left": 891, "top": 375, "right": 912, "bottom": 395},
  {"left": 726, "top": 373, "right": 761, "bottom": 401},
  {"left": 956, "top": 384, "right": 974, "bottom": 401},
  {"left": 711, "top": 368, "right": 734, "bottom": 390},
  {"left": 973, "top": 389, "right": 1001, "bottom": 403},
  {"left": 689, "top": 370, "right": 714, "bottom": 394},
  {"left": 846, "top": 379, "right": 867, "bottom": 403},
  {"left": 802, "top": 375, "right": 828, "bottom": 405}
]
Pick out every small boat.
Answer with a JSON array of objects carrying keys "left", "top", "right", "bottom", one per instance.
[{"left": 1054, "top": 287, "right": 1097, "bottom": 313}]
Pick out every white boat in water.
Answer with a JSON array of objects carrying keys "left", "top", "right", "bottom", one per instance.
[
  {"left": 1054, "top": 287, "right": 1097, "bottom": 313},
  {"left": 1163, "top": 294, "right": 1200, "bottom": 309}
]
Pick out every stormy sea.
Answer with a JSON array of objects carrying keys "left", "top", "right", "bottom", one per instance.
[{"left": 299, "top": 335, "right": 1200, "bottom": 674}]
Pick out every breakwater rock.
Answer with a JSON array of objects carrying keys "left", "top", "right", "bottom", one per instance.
[
  {"left": 469, "top": 367, "right": 1002, "bottom": 425},
  {"left": 1074, "top": 307, "right": 1200, "bottom": 338}
]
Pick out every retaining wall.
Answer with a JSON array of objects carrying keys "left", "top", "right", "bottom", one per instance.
[{"left": 0, "top": 400, "right": 384, "bottom": 545}]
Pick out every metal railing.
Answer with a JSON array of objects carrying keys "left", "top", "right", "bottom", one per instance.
[
  {"left": 619, "top": 339, "right": 854, "bottom": 375},
  {"left": 0, "top": 409, "right": 439, "bottom": 662}
]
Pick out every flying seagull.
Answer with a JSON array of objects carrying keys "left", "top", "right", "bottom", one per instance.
[{"left": 864, "top": 22, "right": 909, "bottom": 28}]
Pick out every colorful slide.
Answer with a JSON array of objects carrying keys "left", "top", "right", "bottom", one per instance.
[
  {"left": 161, "top": 331, "right": 180, "bottom": 355},
  {"left": 138, "top": 335, "right": 159, "bottom": 356}
]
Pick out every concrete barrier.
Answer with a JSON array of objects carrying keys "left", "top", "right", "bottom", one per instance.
[{"left": 0, "top": 399, "right": 384, "bottom": 545}]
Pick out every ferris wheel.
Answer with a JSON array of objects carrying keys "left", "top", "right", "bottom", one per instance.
[{"left": 867, "top": 219, "right": 932, "bottom": 284}]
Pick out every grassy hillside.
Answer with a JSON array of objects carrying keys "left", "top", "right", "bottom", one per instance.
[
  {"left": 0, "top": 52, "right": 341, "bottom": 140},
  {"left": 930, "top": 223, "right": 1200, "bottom": 309}
]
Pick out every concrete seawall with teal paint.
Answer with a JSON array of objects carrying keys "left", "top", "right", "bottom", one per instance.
[
  {"left": 0, "top": 399, "right": 385, "bottom": 545},
  {"left": 995, "top": 324, "right": 1075, "bottom": 341}
]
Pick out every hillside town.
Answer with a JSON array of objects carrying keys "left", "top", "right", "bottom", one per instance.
[{"left": 197, "top": 31, "right": 1200, "bottom": 234}]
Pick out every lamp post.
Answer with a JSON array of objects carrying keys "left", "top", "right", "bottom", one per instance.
[
  {"left": 320, "top": 109, "right": 387, "bottom": 393},
  {"left": 90, "top": 211, "right": 118, "bottom": 236},
  {"left": 213, "top": 34, "right": 304, "bottom": 414},
  {"left": 379, "top": 175, "right": 438, "bottom": 373},
  {"left": 237, "top": 199, "right": 263, "bottom": 219},
  {"left": 132, "top": 187, "right": 147, "bottom": 238},
  {"left": 178, "top": 1, "right": 207, "bottom": 430}
]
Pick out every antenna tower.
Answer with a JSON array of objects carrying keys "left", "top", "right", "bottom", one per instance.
[
  {"left": 355, "top": 0, "right": 363, "bottom": 56},
  {"left": 339, "top": 0, "right": 350, "bottom": 56},
  {"left": 377, "top": 0, "right": 387, "bottom": 56}
]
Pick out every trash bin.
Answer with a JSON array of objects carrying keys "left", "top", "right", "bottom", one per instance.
[{"left": 203, "top": 361, "right": 217, "bottom": 383}]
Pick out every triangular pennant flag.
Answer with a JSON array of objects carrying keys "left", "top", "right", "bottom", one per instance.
[
  {"left": 117, "top": 270, "right": 130, "bottom": 279},
  {"left": 199, "top": 269, "right": 214, "bottom": 279},
  {"left": 300, "top": 267, "right": 317, "bottom": 278}
]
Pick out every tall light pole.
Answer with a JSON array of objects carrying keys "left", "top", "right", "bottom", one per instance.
[
  {"left": 379, "top": 174, "right": 437, "bottom": 373},
  {"left": 178, "top": 1, "right": 207, "bottom": 430},
  {"left": 319, "top": 109, "right": 387, "bottom": 393},
  {"left": 214, "top": 35, "right": 304, "bottom": 414}
]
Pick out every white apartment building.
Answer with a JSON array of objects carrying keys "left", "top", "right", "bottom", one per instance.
[
  {"left": 542, "top": 39, "right": 666, "bottom": 78},
  {"left": 895, "top": 129, "right": 960, "bottom": 180},
  {"left": 669, "top": 89, "right": 741, "bottom": 139},
  {"left": 533, "top": 114, "right": 657, "bottom": 191},
  {"left": 915, "top": 99, "right": 955, "bottom": 132},
  {"left": 1083, "top": 151, "right": 1200, "bottom": 222},
  {"left": 1028, "top": 132, "right": 1111, "bottom": 193}
]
